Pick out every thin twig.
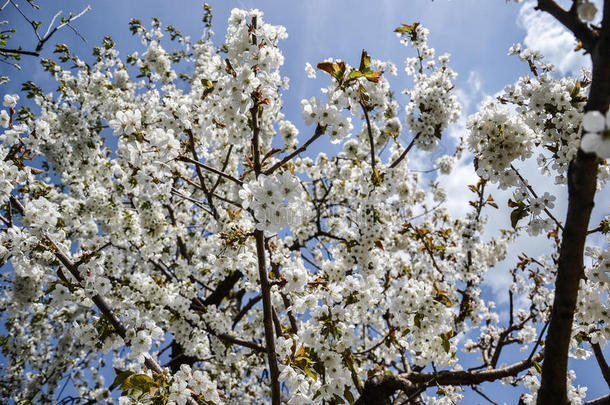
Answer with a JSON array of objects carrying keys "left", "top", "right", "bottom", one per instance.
[
  {"left": 389, "top": 133, "right": 421, "bottom": 169},
  {"left": 186, "top": 130, "right": 219, "bottom": 219},
  {"left": 510, "top": 164, "right": 564, "bottom": 231},
  {"left": 360, "top": 101, "right": 376, "bottom": 174},
  {"left": 179, "top": 155, "right": 242, "bottom": 186},
  {"left": 263, "top": 124, "right": 325, "bottom": 175}
]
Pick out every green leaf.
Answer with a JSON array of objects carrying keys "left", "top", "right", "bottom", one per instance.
[
  {"left": 414, "top": 312, "right": 424, "bottom": 328},
  {"left": 121, "top": 373, "right": 154, "bottom": 390},
  {"left": 358, "top": 49, "right": 371, "bottom": 72},
  {"left": 440, "top": 333, "right": 451, "bottom": 353},
  {"left": 344, "top": 387, "right": 355, "bottom": 404},
  {"left": 533, "top": 361, "right": 542, "bottom": 374},
  {"left": 303, "top": 366, "right": 318, "bottom": 381},
  {"left": 510, "top": 206, "right": 529, "bottom": 229},
  {"left": 345, "top": 70, "right": 364, "bottom": 82},
  {"left": 316, "top": 61, "right": 346, "bottom": 83},
  {"left": 394, "top": 23, "right": 419, "bottom": 33},
  {"left": 110, "top": 369, "right": 134, "bottom": 391}
]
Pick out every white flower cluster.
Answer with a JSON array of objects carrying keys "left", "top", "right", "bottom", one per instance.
[
  {"left": 467, "top": 102, "right": 535, "bottom": 185},
  {"left": 400, "top": 26, "right": 461, "bottom": 151},
  {"left": 301, "top": 96, "right": 353, "bottom": 143},
  {"left": 239, "top": 171, "right": 302, "bottom": 232}
]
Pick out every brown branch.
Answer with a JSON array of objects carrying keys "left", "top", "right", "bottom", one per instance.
[
  {"left": 537, "top": 1, "right": 609, "bottom": 402},
  {"left": 0, "top": 47, "right": 40, "bottom": 56},
  {"left": 490, "top": 314, "right": 534, "bottom": 368},
  {"left": 249, "top": 16, "right": 281, "bottom": 404},
  {"left": 592, "top": 342, "right": 610, "bottom": 388},
  {"left": 263, "top": 124, "right": 325, "bottom": 175},
  {"left": 585, "top": 394, "right": 610, "bottom": 405},
  {"left": 232, "top": 294, "right": 262, "bottom": 330},
  {"left": 357, "top": 351, "right": 543, "bottom": 404},
  {"left": 186, "top": 130, "right": 219, "bottom": 219},
  {"left": 202, "top": 270, "right": 243, "bottom": 306},
  {"left": 510, "top": 164, "right": 563, "bottom": 230},
  {"left": 535, "top": 0, "right": 597, "bottom": 52},
  {"left": 214, "top": 332, "right": 265, "bottom": 353},
  {"left": 360, "top": 101, "right": 376, "bottom": 175},
  {"left": 389, "top": 133, "right": 421, "bottom": 169},
  {"left": 178, "top": 156, "right": 243, "bottom": 186},
  {"left": 211, "top": 144, "right": 234, "bottom": 193}
]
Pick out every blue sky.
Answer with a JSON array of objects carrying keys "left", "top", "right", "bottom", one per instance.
[{"left": 1, "top": 0, "right": 609, "bottom": 403}]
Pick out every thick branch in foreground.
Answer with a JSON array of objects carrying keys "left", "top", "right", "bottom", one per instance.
[
  {"left": 537, "top": 1, "right": 609, "bottom": 403},
  {"left": 585, "top": 394, "right": 610, "bottom": 405},
  {"left": 357, "top": 352, "right": 543, "bottom": 405},
  {"left": 535, "top": 0, "right": 597, "bottom": 51}
]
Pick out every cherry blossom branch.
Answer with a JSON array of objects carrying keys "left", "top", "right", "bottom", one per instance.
[
  {"left": 537, "top": 1, "right": 609, "bottom": 401},
  {"left": 489, "top": 314, "right": 534, "bottom": 368},
  {"left": 179, "top": 175, "right": 243, "bottom": 208},
  {"left": 232, "top": 294, "right": 262, "bottom": 330},
  {"left": 263, "top": 123, "right": 325, "bottom": 175},
  {"left": 250, "top": 16, "right": 281, "bottom": 404}
]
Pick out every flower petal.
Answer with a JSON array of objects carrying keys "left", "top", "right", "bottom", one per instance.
[
  {"left": 580, "top": 133, "right": 599, "bottom": 153},
  {"left": 583, "top": 110, "right": 605, "bottom": 133}
]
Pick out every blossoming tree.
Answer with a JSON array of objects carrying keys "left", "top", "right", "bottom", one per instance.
[{"left": 0, "top": 1, "right": 609, "bottom": 404}]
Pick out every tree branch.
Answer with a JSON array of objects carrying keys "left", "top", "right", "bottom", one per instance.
[
  {"left": 178, "top": 155, "right": 243, "bottom": 186},
  {"left": 185, "top": 130, "right": 219, "bottom": 219},
  {"left": 537, "top": 1, "right": 609, "bottom": 402},
  {"left": 535, "top": 0, "right": 597, "bottom": 52},
  {"left": 357, "top": 351, "right": 543, "bottom": 404},
  {"left": 592, "top": 342, "right": 610, "bottom": 388},
  {"left": 389, "top": 133, "right": 421, "bottom": 169},
  {"left": 249, "top": 16, "right": 281, "bottom": 404},
  {"left": 360, "top": 101, "right": 376, "bottom": 175},
  {"left": 43, "top": 236, "right": 198, "bottom": 405},
  {"left": 263, "top": 124, "right": 325, "bottom": 175}
]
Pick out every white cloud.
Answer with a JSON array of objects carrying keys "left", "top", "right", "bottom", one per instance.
[
  {"left": 517, "top": 1, "right": 590, "bottom": 76},
  {"left": 455, "top": 70, "right": 484, "bottom": 115}
]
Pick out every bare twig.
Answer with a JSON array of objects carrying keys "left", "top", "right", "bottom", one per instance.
[
  {"left": 263, "top": 124, "right": 325, "bottom": 175},
  {"left": 510, "top": 164, "right": 564, "bottom": 230},
  {"left": 389, "top": 133, "right": 421, "bottom": 169},
  {"left": 591, "top": 342, "right": 610, "bottom": 388},
  {"left": 186, "top": 130, "right": 219, "bottom": 219},
  {"left": 535, "top": 0, "right": 597, "bottom": 52},
  {"left": 178, "top": 155, "right": 243, "bottom": 186}
]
